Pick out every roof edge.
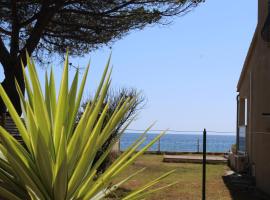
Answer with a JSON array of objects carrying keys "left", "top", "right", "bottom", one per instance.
[{"left": 237, "top": 26, "right": 259, "bottom": 92}]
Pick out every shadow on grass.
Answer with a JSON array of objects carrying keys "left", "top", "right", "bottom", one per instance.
[
  {"left": 222, "top": 172, "right": 269, "bottom": 200},
  {"left": 106, "top": 187, "right": 131, "bottom": 200}
]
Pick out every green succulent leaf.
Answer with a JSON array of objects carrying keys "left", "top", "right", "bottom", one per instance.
[{"left": 0, "top": 54, "right": 175, "bottom": 200}]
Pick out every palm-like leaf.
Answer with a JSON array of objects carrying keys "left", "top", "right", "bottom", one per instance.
[{"left": 0, "top": 54, "right": 176, "bottom": 200}]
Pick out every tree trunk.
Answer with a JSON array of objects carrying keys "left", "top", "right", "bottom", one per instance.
[{"left": 0, "top": 63, "right": 24, "bottom": 116}]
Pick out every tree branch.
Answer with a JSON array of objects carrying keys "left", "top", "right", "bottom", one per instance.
[
  {"left": 0, "top": 37, "right": 12, "bottom": 71},
  {"left": 58, "top": 1, "right": 135, "bottom": 16},
  {"left": 0, "top": 27, "right": 12, "bottom": 36},
  {"left": 20, "top": 13, "right": 39, "bottom": 27},
  {"left": 103, "top": 0, "right": 135, "bottom": 15},
  {"left": 19, "top": 2, "right": 63, "bottom": 66},
  {"left": 10, "top": 0, "right": 20, "bottom": 58}
]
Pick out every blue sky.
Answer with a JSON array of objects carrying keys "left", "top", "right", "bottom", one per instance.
[
  {"left": 29, "top": 1, "right": 258, "bottom": 133},
  {"left": 73, "top": 0, "right": 258, "bottom": 133}
]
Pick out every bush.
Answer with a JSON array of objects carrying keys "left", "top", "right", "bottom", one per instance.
[{"left": 79, "top": 88, "right": 145, "bottom": 174}]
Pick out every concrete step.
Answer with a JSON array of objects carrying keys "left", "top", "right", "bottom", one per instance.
[{"left": 163, "top": 154, "right": 228, "bottom": 164}]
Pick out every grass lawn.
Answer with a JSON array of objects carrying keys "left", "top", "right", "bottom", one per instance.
[{"left": 111, "top": 154, "right": 235, "bottom": 200}]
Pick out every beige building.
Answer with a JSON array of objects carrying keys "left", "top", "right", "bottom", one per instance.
[{"left": 236, "top": 0, "right": 270, "bottom": 195}]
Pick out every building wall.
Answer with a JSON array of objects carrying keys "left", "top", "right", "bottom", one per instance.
[
  {"left": 237, "top": 0, "right": 270, "bottom": 194},
  {"left": 259, "top": 0, "right": 268, "bottom": 27},
  {"left": 250, "top": 36, "right": 270, "bottom": 194},
  {"left": 238, "top": 68, "right": 252, "bottom": 159}
]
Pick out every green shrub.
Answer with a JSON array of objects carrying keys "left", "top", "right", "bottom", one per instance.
[
  {"left": 0, "top": 53, "right": 175, "bottom": 200},
  {"left": 79, "top": 88, "right": 145, "bottom": 174}
]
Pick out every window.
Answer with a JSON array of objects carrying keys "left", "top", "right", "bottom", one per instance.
[
  {"left": 245, "top": 98, "right": 248, "bottom": 126},
  {"left": 238, "top": 125, "right": 246, "bottom": 152}
]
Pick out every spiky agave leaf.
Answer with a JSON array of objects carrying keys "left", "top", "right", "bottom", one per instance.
[{"left": 0, "top": 54, "right": 175, "bottom": 200}]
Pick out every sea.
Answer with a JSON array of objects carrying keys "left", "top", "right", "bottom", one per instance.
[{"left": 120, "top": 132, "right": 236, "bottom": 153}]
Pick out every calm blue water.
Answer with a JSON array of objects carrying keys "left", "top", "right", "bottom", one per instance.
[{"left": 120, "top": 133, "right": 236, "bottom": 153}]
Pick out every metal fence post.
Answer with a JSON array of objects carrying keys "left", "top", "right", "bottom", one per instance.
[
  {"left": 118, "top": 138, "right": 121, "bottom": 152},
  {"left": 202, "top": 129, "right": 207, "bottom": 200},
  {"left": 158, "top": 138, "right": 161, "bottom": 153},
  {"left": 197, "top": 138, "right": 200, "bottom": 153}
]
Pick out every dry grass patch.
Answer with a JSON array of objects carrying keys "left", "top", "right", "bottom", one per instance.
[{"left": 112, "top": 154, "right": 234, "bottom": 200}]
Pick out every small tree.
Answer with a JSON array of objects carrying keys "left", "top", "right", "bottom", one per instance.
[{"left": 79, "top": 88, "right": 145, "bottom": 173}]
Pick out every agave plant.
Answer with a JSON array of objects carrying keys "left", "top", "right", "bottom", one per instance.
[{"left": 0, "top": 54, "right": 176, "bottom": 200}]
